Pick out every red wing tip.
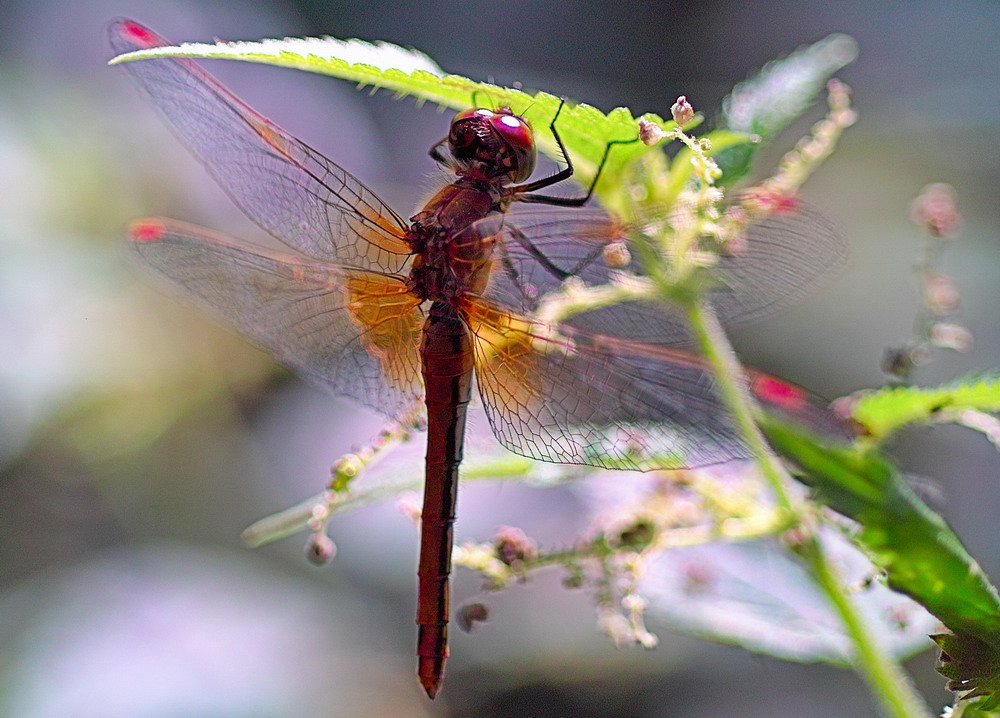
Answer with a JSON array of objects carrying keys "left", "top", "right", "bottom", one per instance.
[
  {"left": 752, "top": 375, "right": 807, "bottom": 412},
  {"left": 743, "top": 188, "right": 803, "bottom": 216},
  {"left": 129, "top": 219, "right": 168, "bottom": 243},
  {"left": 115, "top": 19, "right": 162, "bottom": 48}
]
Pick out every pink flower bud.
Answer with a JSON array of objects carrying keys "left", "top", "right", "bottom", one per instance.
[
  {"left": 910, "top": 183, "right": 962, "bottom": 238},
  {"left": 740, "top": 188, "right": 802, "bottom": 216},
  {"left": 671, "top": 95, "right": 695, "bottom": 126},
  {"left": 493, "top": 526, "right": 537, "bottom": 566},
  {"left": 638, "top": 118, "right": 667, "bottom": 146},
  {"left": 926, "top": 273, "right": 960, "bottom": 314},
  {"left": 603, "top": 240, "right": 631, "bottom": 268},
  {"left": 930, "top": 323, "right": 973, "bottom": 352}
]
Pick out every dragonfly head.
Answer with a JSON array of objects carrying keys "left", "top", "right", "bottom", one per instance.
[{"left": 448, "top": 107, "right": 536, "bottom": 184}]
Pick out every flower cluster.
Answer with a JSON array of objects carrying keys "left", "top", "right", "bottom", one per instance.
[{"left": 882, "top": 183, "right": 970, "bottom": 381}]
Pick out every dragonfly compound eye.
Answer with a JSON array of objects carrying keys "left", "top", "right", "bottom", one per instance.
[
  {"left": 448, "top": 107, "right": 536, "bottom": 183},
  {"left": 489, "top": 110, "right": 536, "bottom": 183}
]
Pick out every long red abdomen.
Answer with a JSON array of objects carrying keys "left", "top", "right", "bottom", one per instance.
[{"left": 416, "top": 301, "right": 475, "bottom": 698}]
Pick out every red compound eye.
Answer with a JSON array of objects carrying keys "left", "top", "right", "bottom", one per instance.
[
  {"left": 451, "top": 107, "right": 493, "bottom": 125},
  {"left": 490, "top": 111, "right": 533, "bottom": 153},
  {"left": 447, "top": 107, "right": 537, "bottom": 183},
  {"left": 489, "top": 108, "right": 536, "bottom": 183}
]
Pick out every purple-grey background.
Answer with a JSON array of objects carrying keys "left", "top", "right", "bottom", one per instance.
[{"left": 1, "top": 1, "right": 997, "bottom": 715}]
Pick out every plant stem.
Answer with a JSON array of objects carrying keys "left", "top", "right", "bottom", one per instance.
[
  {"left": 800, "top": 536, "right": 933, "bottom": 718},
  {"left": 683, "top": 298, "right": 797, "bottom": 515},
  {"left": 683, "top": 296, "right": 931, "bottom": 718}
]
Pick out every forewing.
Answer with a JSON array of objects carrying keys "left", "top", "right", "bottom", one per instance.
[
  {"left": 460, "top": 297, "right": 753, "bottom": 470},
  {"left": 109, "top": 19, "right": 412, "bottom": 273},
  {"left": 470, "top": 207, "right": 629, "bottom": 310},
  {"left": 712, "top": 206, "right": 846, "bottom": 326},
  {"left": 471, "top": 204, "right": 845, "bottom": 344},
  {"left": 129, "top": 218, "right": 423, "bottom": 419}
]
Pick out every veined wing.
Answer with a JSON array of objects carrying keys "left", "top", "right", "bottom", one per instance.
[
  {"left": 473, "top": 207, "right": 626, "bottom": 306},
  {"left": 109, "top": 19, "right": 412, "bottom": 274},
  {"left": 461, "top": 297, "right": 846, "bottom": 471},
  {"left": 460, "top": 297, "right": 752, "bottom": 470},
  {"left": 129, "top": 218, "right": 424, "bottom": 419},
  {"left": 468, "top": 204, "right": 845, "bottom": 344}
]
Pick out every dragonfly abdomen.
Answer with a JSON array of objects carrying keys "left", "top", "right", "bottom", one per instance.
[{"left": 416, "top": 302, "right": 475, "bottom": 698}]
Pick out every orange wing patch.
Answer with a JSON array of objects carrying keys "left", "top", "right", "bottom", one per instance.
[
  {"left": 460, "top": 297, "right": 573, "bottom": 421},
  {"left": 345, "top": 274, "right": 424, "bottom": 397},
  {"left": 247, "top": 114, "right": 297, "bottom": 162},
  {"left": 357, "top": 202, "right": 408, "bottom": 240},
  {"left": 345, "top": 214, "right": 412, "bottom": 260}
]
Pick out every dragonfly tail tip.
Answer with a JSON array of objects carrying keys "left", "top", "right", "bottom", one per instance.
[{"left": 418, "top": 656, "right": 445, "bottom": 699}]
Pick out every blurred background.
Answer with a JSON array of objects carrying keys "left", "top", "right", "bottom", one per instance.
[{"left": 0, "top": 1, "right": 997, "bottom": 715}]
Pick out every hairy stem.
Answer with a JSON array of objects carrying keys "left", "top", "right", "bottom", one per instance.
[
  {"left": 683, "top": 298, "right": 797, "bottom": 515},
  {"left": 683, "top": 296, "right": 931, "bottom": 718},
  {"left": 800, "top": 536, "right": 933, "bottom": 718}
]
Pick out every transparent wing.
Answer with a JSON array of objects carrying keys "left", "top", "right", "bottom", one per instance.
[
  {"left": 129, "top": 218, "right": 424, "bottom": 419},
  {"left": 469, "top": 204, "right": 845, "bottom": 344},
  {"left": 745, "top": 370, "right": 852, "bottom": 441},
  {"left": 462, "top": 297, "right": 847, "bottom": 470},
  {"left": 713, "top": 205, "right": 846, "bottom": 326},
  {"left": 460, "top": 297, "right": 753, "bottom": 470},
  {"left": 470, "top": 207, "right": 628, "bottom": 311},
  {"left": 109, "top": 19, "right": 413, "bottom": 274}
]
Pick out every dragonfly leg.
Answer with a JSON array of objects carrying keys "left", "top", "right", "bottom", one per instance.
[
  {"left": 494, "top": 229, "right": 553, "bottom": 305},
  {"left": 514, "top": 99, "right": 637, "bottom": 206},
  {"left": 510, "top": 99, "right": 572, "bottom": 194},
  {"left": 510, "top": 221, "right": 608, "bottom": 281},
  {"left": 428, "top": 136, "right": 450, "bottom": 167}
]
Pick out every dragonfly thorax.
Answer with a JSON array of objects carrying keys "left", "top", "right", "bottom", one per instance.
[
  {"left": 448, "top": 107, "right": 536, "bottom": 184},
  {"left": 407, "top": 181, "right": 500, "bottom": 302}
]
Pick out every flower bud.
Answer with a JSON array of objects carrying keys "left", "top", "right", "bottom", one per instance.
[
  {"left": 306, "top": 533, "right": 336, "bottom": 565},
  {"left": 493, "top": 526, "right": 537, "bottom": 566},
  {"left": 881, "top": 345, "right": 915, "bottom": 378},
  {"left": 613, "top": 518, "right": 656, "bottom": 550},
  {"left": 457, "top": 603, "right": 490, "bottom": 632},
  {"left": 671, "top": 95, "right": 695, "bottom": 126},
  {"left": 603, "top": 240, "right": 631, "bottom": 268},
  {"left": 638, "top": 117, "right": 667, "bottom": 146},
  {"left": 910, "top": 183, "right": 961, "bottom": 238},
  {"left": 926, "top": 273, "right": 960, "bottom": 314},
  {"left": 930, "top": 323, "right": 973, "bottom": 352},
  {"left": 396, "top": 492, "right": 422, "bottom": 524}
]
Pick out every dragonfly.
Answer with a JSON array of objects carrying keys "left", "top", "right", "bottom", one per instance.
[{"left": 109, "top": 19, "right": 845, "bottom": 698}]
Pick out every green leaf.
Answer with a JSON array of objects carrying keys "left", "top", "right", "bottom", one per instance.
[
  {"left": 716, "top": 33, "right": 858, "bottom": 183},
  {"left": 853, "top": 375, "right": 1000, "bottom": 439},
  {"left": 109, "top": 33, "right": 663, "bottom": 206},
  {"left": 935, "top": 632, "right": 1000, "bottom": 709},
  {"left": 957, "top": 704, "right": 1000, "bottom": 718},
  {"left": 760, "top": 416, "right": 1000, "bottom": 647}
]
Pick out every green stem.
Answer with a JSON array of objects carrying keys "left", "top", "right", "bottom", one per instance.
[
  {"left": 683, "top": 298, "right": 797, "bottom": 515},
  {"left": 683, "top": 296, "right": 931, "bottom": 718},
  {"left": 800, "top": 536, "right": 933, "bottom": 718}
]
